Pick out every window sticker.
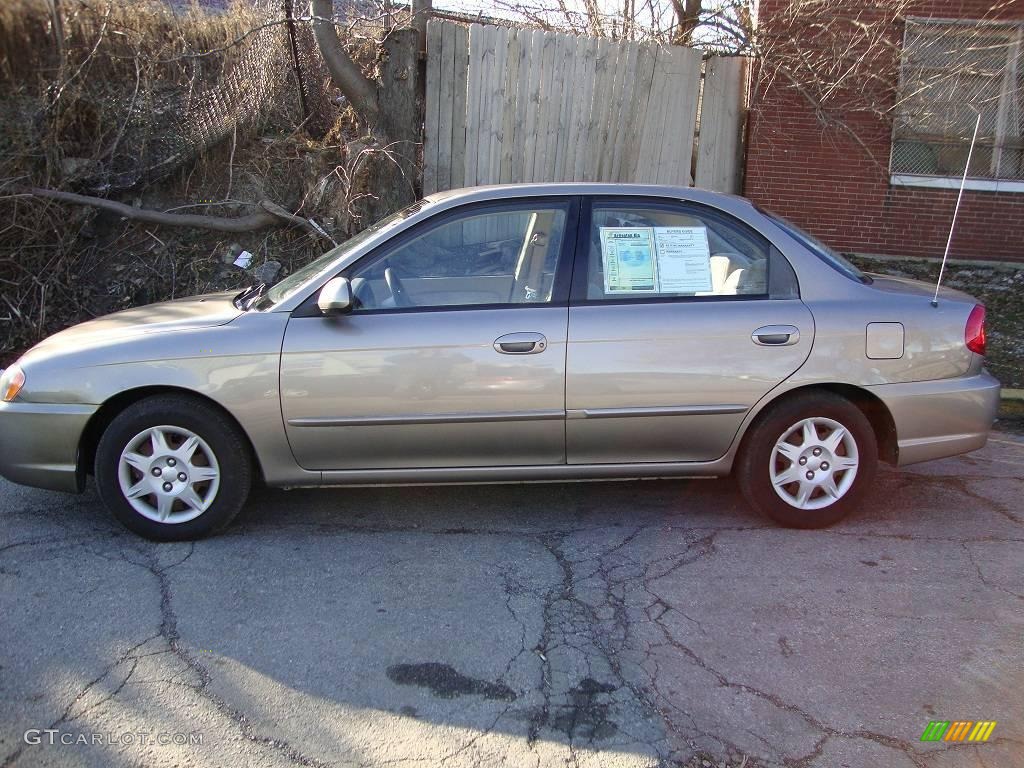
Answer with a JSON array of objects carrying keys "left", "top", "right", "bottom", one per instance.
[
  {"left": 599, "top": 226, "right": 713, "bottom": 294},
  {"left": 600, "top": 228, "right": 656, "bottom": 293}
]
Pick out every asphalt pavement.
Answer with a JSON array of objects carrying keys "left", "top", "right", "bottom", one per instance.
[{"left": 2, "top": 435, "right": 1023, "bottom": 768}]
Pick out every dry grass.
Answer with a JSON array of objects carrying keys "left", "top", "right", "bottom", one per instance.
[
  {"left": 0, "top": 0, "right": 261, "bottom": 77},
  {"left": 0, "top": 0, "right": 384, "bottom": 363}
]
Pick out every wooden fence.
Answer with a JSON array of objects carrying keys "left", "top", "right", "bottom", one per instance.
[{"left": 422, "top": 21, "right": 748, "bottom": 195}]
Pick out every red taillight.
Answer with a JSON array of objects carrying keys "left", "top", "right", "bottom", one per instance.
[{"left": 965, "top": 304, "right": 986, "bottom": 356}]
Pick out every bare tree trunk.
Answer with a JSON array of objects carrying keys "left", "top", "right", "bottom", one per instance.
[
  {"left": 308, "top": 1, "right": 422, "bottom": 223},
  {"left": 671, "top": 0, "right": 703, "bottom": 46},
  {"left": 310, "top": 0, "right": 381, "bottom": 133}
]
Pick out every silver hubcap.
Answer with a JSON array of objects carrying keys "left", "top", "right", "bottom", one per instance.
[
  {"left": 769, "top": 417, "right": 859, "bottom": 511},
  {"left": 117, "top": 426, "right": 220, "bottom": 524}
]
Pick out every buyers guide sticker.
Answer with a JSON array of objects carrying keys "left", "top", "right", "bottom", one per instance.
[{"left": 652, "top": 227, "right": 713, "bottom": 293}]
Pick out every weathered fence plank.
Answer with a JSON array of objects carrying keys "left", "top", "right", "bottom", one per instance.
[
  {"left": 423, "top": 20, "right": 443, "bottom": 194},
  {"left": 635, "top": 45, "right": 667, "bottom": 182},
  {"left": 487, "top": 26, "right": 509, "bottom": 185},
  {"left": 532, "top": 32, "right": 558, "bottom": 181},
  {"left": 518, "top": 30, "right": 541, "bottom": 182},
  {"left": 510, "top": 29, "right": 533, "bottom": 183},
  {"left": 570, "top": 37, "right": 597, "bottom": 181},
  {"left": 499, "top": 29, "right": 521, "bottom": 184},
  {"left": 552, "top": 34, "right": 576, "bottom": 181},
  {"left": 695, "top": 56, "right": 748, "bottom": 194},
  {"left": 585, "top": 38, "right": 615, "bottom": 181},
  {"left": 473, "top": 24, "right": 494, "bottom": 185},
  {"left": 450, "top": 24, "right": 469, "bottom": 189},
  {"left": 464, "top": 24, "right": 484, "bottom": 187},
  {"left": 436, "top": 21, "right": 456, "bottom": 192},
  {"left": 675, "top": 47, "right": 704, "bottom": 184},
  {"left": 621, "top": 43, "right": 658, "bottom": 183},
  {"left": 603, "top": 41, "right": 637, "bottom": 182}
]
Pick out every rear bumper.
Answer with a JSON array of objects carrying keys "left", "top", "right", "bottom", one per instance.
[
  {"left": 0, "top": 401, "right": 96, "bottom": 493},
  {"left": 868, "top": 372, "right": 1001, "bottom": 466}
]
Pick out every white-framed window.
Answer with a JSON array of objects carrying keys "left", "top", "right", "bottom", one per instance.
[{"left": 890, "top": 17, "right": 1023, "bottom": 192}]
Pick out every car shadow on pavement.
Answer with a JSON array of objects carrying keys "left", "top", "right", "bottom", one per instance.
[{"left": 235, "top": 476, "right": 764, "bottom": 536}]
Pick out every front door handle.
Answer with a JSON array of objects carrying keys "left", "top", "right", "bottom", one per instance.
[
  {"left": 494, "top": 332, "right": 548, "bottom": 354},
  {"left": 752, "top": 325, "right": 800, "bottom": 346}
]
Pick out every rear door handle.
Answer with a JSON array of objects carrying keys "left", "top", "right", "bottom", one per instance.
[
  {"left": 752, "top": 325, "right": 800, "bottom": 346},
  {"left": 494, "top": 332, "right": 547, "bottom": 354}
]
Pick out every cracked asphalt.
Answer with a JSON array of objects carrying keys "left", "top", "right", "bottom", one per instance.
[{"left": 2, "top": 435, "right": 1023, "bottom": 768}]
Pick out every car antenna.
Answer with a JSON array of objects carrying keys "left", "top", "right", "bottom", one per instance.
[{"left": 932, "top": 109, "right": 981, "bottom": 308}]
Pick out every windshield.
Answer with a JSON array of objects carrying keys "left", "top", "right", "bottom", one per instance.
[
  {"left": 761, "top": 208, "right": 871, "bottom": 284},
  {"left": 256, "top": 201, "right": 429, "bottom": 309}
]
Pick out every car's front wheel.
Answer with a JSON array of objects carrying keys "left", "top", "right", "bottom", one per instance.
[
  {"left": 737, "top": 393, "right": 878, "bottom": 528},
  {"left": 95, "top": 395, "right": 252, "bottom": 540}
]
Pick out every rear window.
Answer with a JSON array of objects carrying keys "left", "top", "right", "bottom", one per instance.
[{"left": 761, "top": 209, "right": 871, "bottom": 284}]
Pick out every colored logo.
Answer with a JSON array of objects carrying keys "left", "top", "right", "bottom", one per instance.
[{"left": 920, "top": 721, "right": 996, "bottom": 742}]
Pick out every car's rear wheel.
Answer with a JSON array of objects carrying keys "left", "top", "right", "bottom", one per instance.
[
  {"left": 95, "top": 395, "right": 252, "bottom": 540},
  {"left": 737, "top": 393, "right": 878, "bottom": 528}
]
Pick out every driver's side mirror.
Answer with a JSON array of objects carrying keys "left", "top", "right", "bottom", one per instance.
[{"left": 317, "top": 277, "right": 352, "bottom": 315}]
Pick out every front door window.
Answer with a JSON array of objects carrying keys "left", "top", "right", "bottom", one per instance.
[{"left": 348, "top": 203, "right": 570, "bottom": 311}]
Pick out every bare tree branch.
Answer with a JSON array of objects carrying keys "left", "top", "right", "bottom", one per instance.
[{"left": 27, "top": 188, "right": 330, "bottom": 238}]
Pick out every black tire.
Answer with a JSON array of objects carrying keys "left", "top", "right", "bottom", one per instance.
[
  {"left": 737, "top": 392, "right": 878, "bottom": 529},
  {"left": 95, "top": 395, "right": 252, "bottom": 541}
]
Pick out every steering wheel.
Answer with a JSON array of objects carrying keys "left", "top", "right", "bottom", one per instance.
[{"left": 384, "top": 266, "right": 413, "bottom": 308}]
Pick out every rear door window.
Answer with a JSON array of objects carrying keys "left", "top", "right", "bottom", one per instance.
[{"left": 578, "top": 201, "right": 772, "bottom": 301}]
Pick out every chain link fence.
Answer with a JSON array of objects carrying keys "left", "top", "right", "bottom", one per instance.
[
  {"left": 87, "top": 0, "right": 339, "bottom": 192},
  {"left": 0, "top": 0, "right": 344, "bottom": 194}
]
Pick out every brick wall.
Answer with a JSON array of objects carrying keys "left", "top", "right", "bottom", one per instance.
[{"left": 744, "top": 1, "right": 1024, "bottom": 262}]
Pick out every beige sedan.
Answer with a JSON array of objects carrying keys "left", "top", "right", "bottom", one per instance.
[{"left": 0, "top": 184, "right": 1000, "bottom": 539}]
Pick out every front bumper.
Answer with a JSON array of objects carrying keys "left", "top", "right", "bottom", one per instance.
[
  {"left": 0, "top": 401, "right": 97, "bottom": 492},
  {"left": 868, "top": 371, "right": 1001, "bottom": 466}
]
